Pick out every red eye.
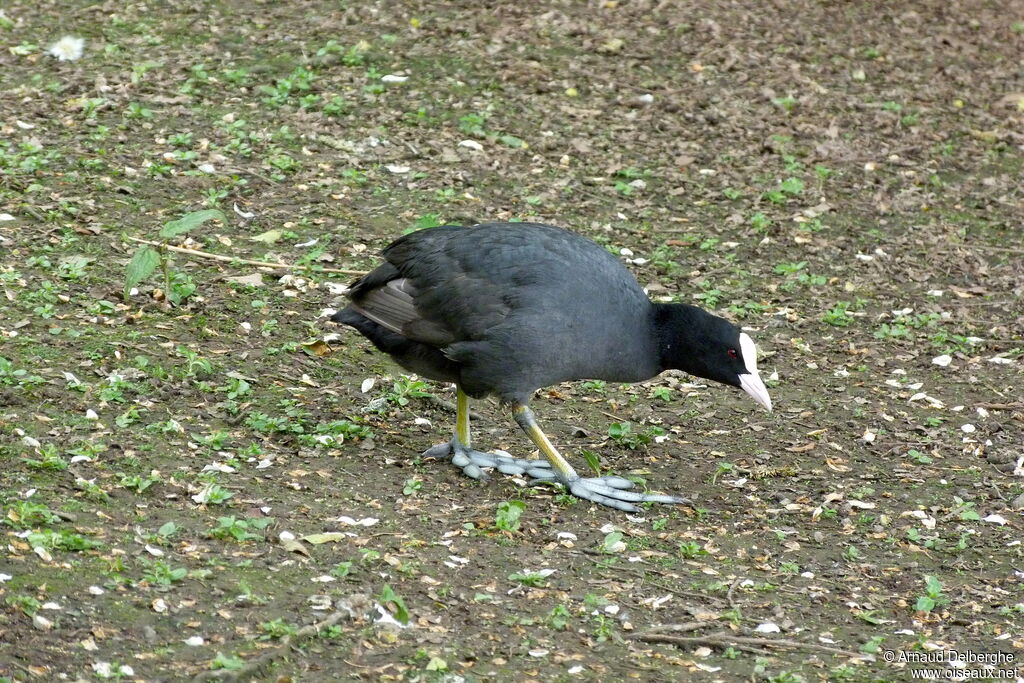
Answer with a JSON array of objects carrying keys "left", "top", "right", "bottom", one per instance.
[{"left": 727, "top": 348, "right": 738, "bottom": 359}]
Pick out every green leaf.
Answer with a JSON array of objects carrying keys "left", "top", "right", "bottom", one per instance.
[
  {"left": 302, "top": 532, "right": 347, "bottom": 544},
  {"left": 779, "top": 177, "right": 805, "bottom": 195},
  {"left": 602, "top": 531, "right": 624, "bottom": 553},
  {"left": 924, "top": 574, "right": 943, "bottom": 597},
  {"left": 499, "top": 134, "right": 525, "bottom": 148},
  {"left": 124, "top": 246, "right": 160, "bottom": 297},
  {"left": 425, "top": 657, "right": 448, "bottom": 672},
  {"left": 378, "top": 584, "right": 410, "bottom": 624},
  {"left": 914, "top": 595, "right": 936, "bottom": 612},
  {"left": 159, "top": 209, "right": 226, "bottom": 239},
  {"left": 495, "top": 500, "right": 526, "bottom": 532},
  {"left": 250, "top": 229, "right": 283, "bottom": 244}
]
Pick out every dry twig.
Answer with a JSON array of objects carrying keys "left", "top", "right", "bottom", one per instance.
[
  {"left": 124, "top": 236, "right": 368, "bottom": 275},
  {"left": 628, "top": 630, "right": 865, "bottom": 659}
]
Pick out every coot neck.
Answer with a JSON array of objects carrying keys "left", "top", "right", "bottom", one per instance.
[{"left": 651, "top": 303, "right": 706, "bottom": 373}]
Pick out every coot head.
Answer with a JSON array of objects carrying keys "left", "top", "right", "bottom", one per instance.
[{"left": 658, "top": 305, "right": 772, "bottom": 412}]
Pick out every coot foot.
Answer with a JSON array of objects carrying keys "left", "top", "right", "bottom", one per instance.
[
  {"left": 511, "top": 404, "right": 687, "bottom": 511},
  {"left": 560, "top": 475, "right": 688, "bottom": 512},
  {"left": 422, "top": 440, "right": 556, "bottom": 482}
]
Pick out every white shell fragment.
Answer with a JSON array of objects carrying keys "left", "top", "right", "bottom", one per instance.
[
  {"left": 932, "top": 355, "right": 953, "bottom": 367},
  {"left": 335, "top": 516, "right": 379, "bottom": 526}
]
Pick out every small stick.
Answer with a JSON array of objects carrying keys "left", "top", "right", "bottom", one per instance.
[
  {"left": 968, "top": 245, "right": 1024, "bottom": 254},
  {"left": 628, "top": 631, "right": 864, "bottom": 658},
  {"left": 726, "top": 577, "right": 741, "bottom": 608},
  {"left": 124, "top": 236, "right": 368, "bottom": 276}
]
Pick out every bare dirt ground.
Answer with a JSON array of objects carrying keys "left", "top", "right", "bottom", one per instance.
[{"left": 1, "top": 1, "right": 1022, "bottom": 681}]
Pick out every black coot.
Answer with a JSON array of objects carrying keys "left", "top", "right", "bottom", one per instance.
[{"left": 334, "top": 222, "right": 772, "bottom": 511}]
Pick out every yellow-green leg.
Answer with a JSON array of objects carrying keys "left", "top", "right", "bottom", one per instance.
[
  {"left": 455, "top": 386, "right": 471, "bottom": 447},
  {"left": 512, "top": 405, "right": 577, "bottom": 480}
]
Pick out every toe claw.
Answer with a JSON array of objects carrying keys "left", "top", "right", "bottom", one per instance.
[{"left": 422, "top": 442, "right": 453, "bottom": 460}]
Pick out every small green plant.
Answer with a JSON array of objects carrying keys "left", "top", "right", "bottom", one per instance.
[
  {"left": 176, "top": 346, "right": 214, "bottom": 377},
  {"left": 458, "top": 112, "right": 488, "bottom": 136},
  {"left": 678, "top": 540, "right": 706, "bottom": 558},
  {"left": 402, "top": 477, "right": 423, "bottom": 496},
  {"left": 384, "top": 376, "right": 433, "bottom": 407},
  {"left": 650, "top": 386, "right": 672, "bottom": 401},
  {"left": 142, "top": 559, "right": 188, "bottom": 586},
  {"left": 123, "top": 209, "right": 225, "bottom": 304},
  {"left": 860, "top": 635, "right": 886, "bottom": 654},
  {"left": 711, "top": 461, "right": 735, "bottom": 484},
  {"left": 952, "top": 496, "right": 980, "bottom": 521},
  {"left": 377, "top": 584, "right": 410, "bottom": 624},
  {"left": 298, "top": 420, "right": 372, "bottom": 447},
  {"left": 124, "top": 102, "right": 153, "bottom": 119},
  {"left": 906, "top": 449, "right": 933, "bottom": 465},
  {"left": 749, "top": 212, "right": 771, "bottom": 232},
  {"left": 601, "top": 531, "right": 625, "bottom": 553},
  {"left": 2, "top": 500, "right": 60, "bottom": 529},
  {"left": 494, "top": 500, "right": 526, "bottom": 532},
  {"left": 547, "top": 604, "right": 572, "bottom": 630},
  {"left": 23, "top": 444, "right": 68, "bottom": 471},
  {"left": 119, "top": 472, "right": 160, "bottom": 493},
  {"left": 208, "top": 516, "right": 272, "bottom": 541},
  {"left": 822, "top": 301, "right": 853, "bottom": 327},
  {"left": 581, "top": 449, "right": 601, "bottom": 475},
  {"left": 331, "top": 561, "right": 355, "bottom": 578},
  {"left": 607, "top": 422, "right": 664, "bottom": 449},
  {"left": 873, "top": 322, "right": 909, "bottom": 339},
  {"left": 403, "top": 213, "right": 443, "bottom": 235},
  {"left": 508, "top": 570, "right": 549, "bottom": 587},
  {"left": 0, "top": 357, "right": 44, "bottom": 387},
  {"left": 195, "top": 483, "right": 234, "bottom": 505},
  {"left": 259, "top": 618, "right": 299, "bottom": 640},
  {"left": 6, "top": 595, "right": 42, "bottom": 616},
  {"left": 210, "top": 653, "right": 244, "bottom": 671},
  {"left": 772, "top": 95, "right": 798, "bottom": 112}
]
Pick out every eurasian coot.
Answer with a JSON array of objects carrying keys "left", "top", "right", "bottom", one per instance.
[{"left": 334, "top": 222, "right": 772, "bottom": 511}]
